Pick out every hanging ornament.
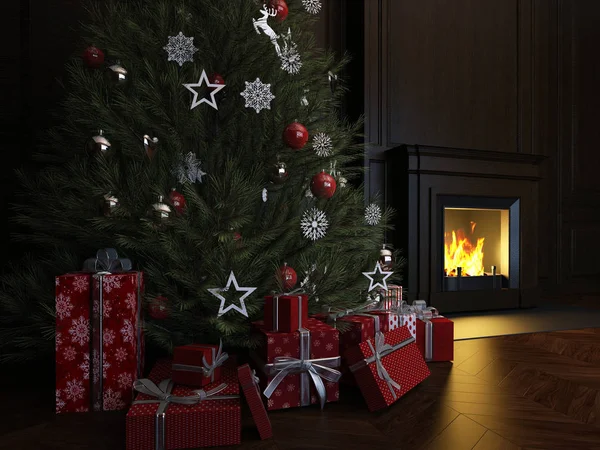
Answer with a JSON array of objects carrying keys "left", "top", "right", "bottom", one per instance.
[
  {"left": 173, "top": 152, "right": 207, "bottom": 184},
  {"left": 301, "top": 89, "right": 310, "bottom": 106},
  {"left": 208, "top": 73, "right": 226, "bottom": 95},
  {"left": 240, "top": 78, "right": 275, "bottom": 113},
  {"left": 328, "top": 71, "right": 338, "bottom": 94},
  {"left": 149, "top": 295, "right": 170, "bottom": 320},
  {"left": 283, "top": 122, "right": 309, "bottom": 149},
  {"left": 163, "top": 32, "right": 198, "bottom": 67},
  {"left": 362, "top": 261, "right": 393, "bottom": 292},
  {"left": 310, "top": 170, "right": 337, "bottom": 199},
  {"left": 143, "top": 135, "right": 159, "bottom": 160},
  {"left": 379, "top": 245, "right": 394, "bottom": 272},
  {"left": 169, "top": 188, "right": 186, "bottom": 215},
  {"left": 329, "top": 160, "right": 347, "bottom": 188},
  {"left": 207, "top": 271, "right": 257, "bottom": 318},
  {"left": 233, "top": 231, "right": 242, "bottom": 242},
  {"left": 300, "top": 207, "right": 329, "bottom": 241},
  {"left": 365, "top": 203, "right": 382, "bottom": 226},
  {"left": 279, "top": 28, "right": 302, "bottom": 74},
  {"left": 302, "top": 0, "right": 322, "bottom": 15},
  {"left": 277, "top": 263, "right": 297, "bottom": 291},
  {"left": 149, "top": 195, "right": 171, "bottom": 221},
  {"left": 183, "top": 69, "right": 226, "bottom": 110},
  {"left": 102, "top": 194, "right": 119, "bottom": 217},
  {"left": 252, "top": 4, "right": 282, "bottom": 57},
  {"left": 312, "top": 132, "right": 333, "bottom": 157},
  {"left": 262, "top": 188, "right": 268, "bottom": 202},
  {"left": 105, "top": 61, "right": 129, "bottom": 86},
  {"left": 82, "top": 45, "right": 105, "bottom": 69},
  {"left": 269, "top": 160, "right": 288, "bottom": 184},
  {"left": 268, "top": 0, "right": 289, "bottom": 21},
  {"left": 86, "top": 130, "right": 112, "bottom": 155}
]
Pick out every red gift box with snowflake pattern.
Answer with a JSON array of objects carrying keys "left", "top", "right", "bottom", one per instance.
[
  {"left": 251, "top": 318, "right": 341, "bottom": 410},
  {"left": 126, "top": 360, "right": 240, "bottom": 450},
  {"left": 55, "top": 271, "right": 144, "bottom": 413},
  {"left": 345, "top": 326, "right": 430, "bottom": 412}
]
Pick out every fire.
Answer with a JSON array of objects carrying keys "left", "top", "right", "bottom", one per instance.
[{"left": 444, "top": 222, "right": 485, "bottom": 277}]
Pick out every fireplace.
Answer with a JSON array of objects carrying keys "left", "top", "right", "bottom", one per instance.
[
  {"left": 438, "top": 196, "right": 519, "bottom": 292},
  {"left": 385, "top": 145, "right": 544, "bottom": 313}
]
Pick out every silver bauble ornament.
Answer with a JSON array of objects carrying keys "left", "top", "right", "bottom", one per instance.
[
  {"left": 143, "top": 135, "right": 159, "bottom": 160},
  {"left": 269, "top": 160, "right": 289, "bottom": 184},
  {"left": 102, "top": 193, "right": 119, "bottom": 216},
  {"left": 86, "top": 130, "right": 111, "bottom": 155},
  {"left": 105, "top": 62, "right": 129, "bottom": 86},
  {"left": 379, "top": 245, "right": 393, "bottom": 272},
  {"left": 150, "top": 195, "right": 171, "bottom": 221}
]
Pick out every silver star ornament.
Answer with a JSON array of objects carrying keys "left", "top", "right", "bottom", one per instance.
[
  {"left": 183, "top": 69, "right": 226, "bottom": 110},
  {"left": 207, "top": 271, "right": 256, "bottom": 318},
  {"left": 362, "top": 261, "right": 393, "bottom": 292}
]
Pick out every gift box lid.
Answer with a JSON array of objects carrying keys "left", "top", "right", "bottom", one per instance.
[{"left": 237, "top": 364, "right": 272, "bottom": 440}]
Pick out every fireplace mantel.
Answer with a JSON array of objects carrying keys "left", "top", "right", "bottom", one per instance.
[{"left": 387, "top": 145, "right": 546, "bottom": 314}]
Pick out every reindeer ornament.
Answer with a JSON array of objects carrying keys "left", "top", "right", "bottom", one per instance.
[{"left": 253, "top": 5, "right": 281, "bottom": 56}]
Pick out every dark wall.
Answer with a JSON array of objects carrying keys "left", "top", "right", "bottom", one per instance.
[{"left": 364, "top": 0, "right": 600, "bottom": 296}]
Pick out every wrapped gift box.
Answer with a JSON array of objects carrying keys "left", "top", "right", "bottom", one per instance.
[
  {"left": 378, "top": 285, "right": 402, "bottom": 310},
  {"left": 237, "top": 364, "right": 272, "bottom": 440},
  {"left": 251, "top": 318, "right": 341, "bottom": 410},
  {"left": 416, "top": 315, "right": 454, "bottom": 362},
  {"left": 172, "top": 342, "right": 228, "bottom": 387},
  {"left": 126, "top": 360, "right": 240, "bottom": 450},
  {"left": 55, "top": 249, "right": 144, "bottom": 413},
  {"left": 345, "top": 326, "right": 430, "bottom": 412},
  {"left": 263, "top": 294, "right": 308, "bottom": 333}
]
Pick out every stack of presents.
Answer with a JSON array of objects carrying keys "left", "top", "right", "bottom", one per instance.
[{"left": 55, "top": 249, "right": 454, "bottom": 449}]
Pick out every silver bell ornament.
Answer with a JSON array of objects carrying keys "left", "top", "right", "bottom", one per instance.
[
  {"left": 379, "top": 244, "right": 393, "bottom": 272},
  {"left": 105, "top": 61, "right": 129, "bottom": 87},
  {"left": 143, "top": 134, "right": 159, "bottom": 160},
  {"left": 86, "top": 130, "right": 112, "bottom": 155},
  {"left": 102, "top": 193, "right": 119, "bottom": 216},
  {"left": 149, "top": 195, "right": 171, "bottom": 221}
]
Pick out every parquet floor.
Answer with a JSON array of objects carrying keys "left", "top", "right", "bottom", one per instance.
[{"left": 3, "top": 328, "right": 600, "bottom": 449}]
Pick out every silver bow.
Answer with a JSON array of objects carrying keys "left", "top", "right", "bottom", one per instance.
[
  {"left": 82, "top": 248, "right": 132, "bottom": 274},
  {"left": 263, "top": 356, "right": 342, "bottom": 409},
  {"left": 133, "top": 378, "right": 227, "bottom": 405},
  {"left": 201, "top": 340, "right": 229, "bottom": 377},
  {"left": 366, "top": 332, "right": 402, "bottom": 399}
]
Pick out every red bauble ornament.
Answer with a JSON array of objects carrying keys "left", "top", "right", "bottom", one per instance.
[
  {"left": 283, "top": 122, "right": 309, "bottom": 149},
  {"left": 169, "top": 188, "right": 186, "bottom": 215},
  {"left": 277, "top": 263, "right": 297, "bottom": 291},
  {"left": 233, "top": 231, "right": 242, "bottom": 242},
  {"left": 149, "top": 295, "right": 169, "bottom": 320},
  {"left": 208, "top": 73, "right": 225, "bottom": 87},
  {"left": 82, "top": 45, "right": 105, "bottom": 69},
  {"left": 268, "top": 0, "right": 289, "bottom": 22},
  {"left": 310, "top": 171, "right": 337, "bottom": 199}
]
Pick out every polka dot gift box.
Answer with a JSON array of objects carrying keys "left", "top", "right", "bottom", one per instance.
[
  {"left": 251, "top": 318, "right": 341, "bottom": 411},
  {"left": 55, "top": 248, "right": 144, "bottom": 414},
  {"left": 126, "top": 360, "right": 241, "bottom": 450},
  {"left": 344, "top": 326, "right": 430, "bottom": 412}
]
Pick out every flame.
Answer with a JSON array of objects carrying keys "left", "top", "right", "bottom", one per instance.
[{"left": 444, "top": 224, "right": 485, "bottom": 277}]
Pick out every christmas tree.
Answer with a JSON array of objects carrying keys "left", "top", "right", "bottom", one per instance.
[{"left": 1, "top": 0, "right": 401, "bottom": 362}]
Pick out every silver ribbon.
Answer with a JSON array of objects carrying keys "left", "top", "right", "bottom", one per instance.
[
  {"left": 132, "top": 378, "right": 238, "bottom": 450},
  {"left": 255, "top": 328, "right": 341, "bottom": 409},
  {"left": 323, "top": 302, "right": 382, "bottom": 335},
  {"left": 83, "top": 248, "right": 132, "bottom": 274},
  {"left": 415, "top": 306, "right": 442, "bottom": 361},
  {"left": 412, "top": 300, "right": 427, "bottom": 311},
  {"left": 349, "top": 331, "right": 415, "bottom": 400},
  {"left": 171, "top": 340, "right": 229, "bottom": 383},
  {"left": 270, "top": 289, "right": 304, "bottom": 332}
]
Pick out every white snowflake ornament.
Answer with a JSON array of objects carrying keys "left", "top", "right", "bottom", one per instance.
[
  {"left": 312, "top": 132, "right": 333, "bottom": 157},
  {"left": 163, "top": 32, "right": 198, "bottom": 67},
  {"left": 240, "top": 78, "right": 275, "bottom": 113},
  {"left": 365, "top": 203, "right": 382, "bottom": 226},
  {"left": 207, "top": 271, "right": 257, "bottom": 318},
  {"left": 302, "top": 0, "right": 322, "bottom": 14},
  {"left": 301, "top": 207, "right": 329, "bottom": 241},
  {"left": 279, "top": 28, "right": 302, "bottom": 74},
  {"left": 174, "top": 152, "right": 207, "bottom": 184}
]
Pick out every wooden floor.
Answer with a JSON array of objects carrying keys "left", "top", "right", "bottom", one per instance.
[{"left": 4, "top": 329, "right": 600, "bottom": 449}]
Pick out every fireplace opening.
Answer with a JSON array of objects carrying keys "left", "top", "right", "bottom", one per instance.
[{"left": 438, "top": 196, "right": 520, "bottom": 292}]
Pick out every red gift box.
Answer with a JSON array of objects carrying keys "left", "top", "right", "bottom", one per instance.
[
  {"left": 345, "top": 326, "right": 430, "bottom": 412},
  {"left": 263, "top": 294, "right": 308, "bottom": 333},
  {"left": 55, "top": 255, "right": 144, "bottom": 414},
  {"left": 126, "top": 360, "right": 240, "bottom": 450},
  {"left": 377, "top": 285, "right": 403, "bottom": 310},
  {"left": 415, "top": 311, "right": 454, "bottom": 362},
  {"left": 172, "top": 341, "right": 228, "bottom": 387},
  {"left": 237, "top": 364, "right": 272, "bottom": 440},
  {"left": 251, "top": 318, "right": 341, "bottom": 410}
]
